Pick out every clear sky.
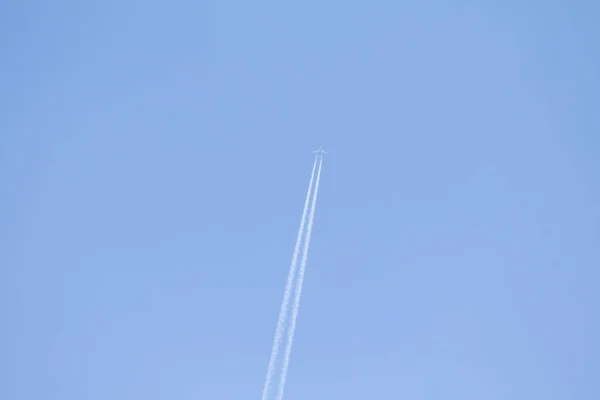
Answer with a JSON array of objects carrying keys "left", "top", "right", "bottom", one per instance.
[{"left": 1, "top": 1, "right": 599, "bottom": 399}]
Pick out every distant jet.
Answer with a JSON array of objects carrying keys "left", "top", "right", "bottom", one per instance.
[{"left": 312, "top": 146, "right": 328, "bottom": 156}]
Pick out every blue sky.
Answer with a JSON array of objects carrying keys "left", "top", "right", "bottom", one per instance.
[{"left": 1, "top": 1, "right": 599, "bottom": 399}]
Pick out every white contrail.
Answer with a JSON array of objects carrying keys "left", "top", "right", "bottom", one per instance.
[
  {"left": 276, "top": 155, "right": 324, "bottom": 400},
  {"left": 261, "top": 155, "right": 319, "bottom": 400}
]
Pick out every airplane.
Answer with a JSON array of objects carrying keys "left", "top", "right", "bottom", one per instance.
[{"left": 312, "top": 146, "right": 328, "bottom": 156}]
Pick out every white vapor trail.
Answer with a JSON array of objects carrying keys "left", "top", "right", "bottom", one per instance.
[
  {"left": 261, "top": 155, "right": 319, "bottom": 400},
  {"left": 276, "top": 155, "right": 324, "bottom": 400}
]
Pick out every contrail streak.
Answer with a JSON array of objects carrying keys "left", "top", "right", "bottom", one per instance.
[
  {"left": 276, "top": 155, "right": 324, "bottom": 400},
  {"left": 261, "top": 155, "right": 319, "bottom": 400}
]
